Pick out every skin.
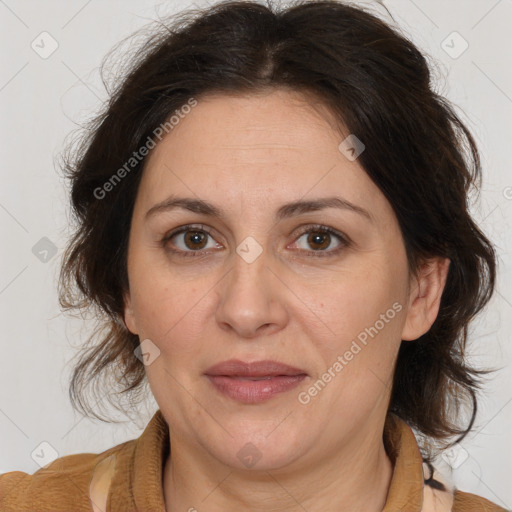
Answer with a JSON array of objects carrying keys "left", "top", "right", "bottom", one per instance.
[{"left": 123, "top": 88, "right": 450, "bottom": 512}]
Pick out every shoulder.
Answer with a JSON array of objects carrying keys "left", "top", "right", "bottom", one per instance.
[
  {"left": 452, "top": 489, "right": 510, "bottom": 512},
  {"left": 0, "top": 439, "right": 135, "bottom": 511}
]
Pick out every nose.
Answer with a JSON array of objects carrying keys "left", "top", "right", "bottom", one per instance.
[{"left": 214, "top": 245, "right": 289, "bottom": 339}]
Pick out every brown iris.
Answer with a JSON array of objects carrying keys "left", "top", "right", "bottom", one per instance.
[
  {"left": 184, "top": 231, "right": 208, "bottom": 250},
  {"left": 306, "top": 231, "right": 331, "bottom": 251}
]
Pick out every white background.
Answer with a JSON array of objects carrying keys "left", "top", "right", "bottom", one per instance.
[{"left": 0, "top": 0, "right": 511, "bottom": 508}]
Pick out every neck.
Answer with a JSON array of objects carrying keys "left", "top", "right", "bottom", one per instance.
[{"left": 163, "top": 420, "right": 394, "bottom": 512}]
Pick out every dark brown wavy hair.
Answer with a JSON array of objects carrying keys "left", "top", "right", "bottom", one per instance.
[{"left": 58, "top": 0, "right": 497, "bottom": 457}]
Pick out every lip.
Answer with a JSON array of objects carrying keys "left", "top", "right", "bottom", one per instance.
[
  {"left": 204, "top": 359, "right": 307, "bottom": 377},
  {"left": 204, "top": 359, "right": 308, "bottom": 404}
]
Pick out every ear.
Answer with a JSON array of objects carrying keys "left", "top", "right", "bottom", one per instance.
[
  {"left": 123, "top": 291, "right": 139, "bottom": 335},
  {"left": 401, "top": 257, "right": 450, "bottom": 341}
]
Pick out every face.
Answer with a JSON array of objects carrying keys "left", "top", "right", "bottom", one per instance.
[{"left": 123, "top": 88, "right": 443, "bottom": 472}]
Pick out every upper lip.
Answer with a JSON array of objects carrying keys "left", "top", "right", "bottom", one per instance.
[{"left": 204, "top": 359, "right": 307, "bottom": 377}]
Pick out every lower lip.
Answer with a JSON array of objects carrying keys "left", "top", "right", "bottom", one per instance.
[{"left": 206, "top": 375, "right": 307, "bottom": 403}]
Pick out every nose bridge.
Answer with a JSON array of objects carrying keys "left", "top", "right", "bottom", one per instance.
[
  {"left": 215, "top": 233, "right": 287, "bottom": 336},
  {"left": 235, "top": 234, "right": 266, "bottom": 267},
  {"left": 229, "top": 233, "right": 270, "bottom": 294}
]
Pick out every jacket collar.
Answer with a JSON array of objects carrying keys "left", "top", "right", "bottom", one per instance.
[
  {"left": 110, "top": 409, "right": 425, "bottom": 511},
  {"left": 382, "top": 412, "right": 424, "bottom": 511}
]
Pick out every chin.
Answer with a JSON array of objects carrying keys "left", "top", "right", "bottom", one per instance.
[{"left": 209, "top": 427, "right": 307, "bottom": 472}]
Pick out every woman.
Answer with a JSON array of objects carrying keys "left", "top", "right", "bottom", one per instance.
[{"left": 0, "top": 1, "right": 507, "bottom": 511}]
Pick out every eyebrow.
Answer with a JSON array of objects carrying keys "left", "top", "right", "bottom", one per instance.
[{"left": 145, "top": 195, "right": 373, "bottom": 223}]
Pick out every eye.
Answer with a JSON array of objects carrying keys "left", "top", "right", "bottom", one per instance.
[
  {"left": 161, "top": 224, "right": 221, "bottom": 257},
  {"left": 290, "top": 225, "right": 349, "bottom": 257},
  {"left": 161, "top": 223, "right": 350, "bottom": 258}
]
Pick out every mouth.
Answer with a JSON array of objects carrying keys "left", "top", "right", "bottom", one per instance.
[{"left": 204, "top": 359, "right": 308, "bottom": 403}]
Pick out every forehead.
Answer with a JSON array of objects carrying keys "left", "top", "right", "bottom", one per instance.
[{"left": 135, "top": 89, "right": 387, "bottom": 219}]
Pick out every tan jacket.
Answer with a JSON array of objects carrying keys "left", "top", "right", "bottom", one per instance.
[{"left": 0, "top": 410, "right": 508, "bottom": 511}]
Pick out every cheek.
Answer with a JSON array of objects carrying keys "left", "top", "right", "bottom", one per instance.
[
  {"left": 129, "top": 263, "right": 214, "bottom": 362},
  {"left": 128, "top": 243, "right": 187, "bottom": 331},
  {"left": 132, "top": 283, "right": 200, "bottom": 339},
  {"left": 322, "top": 262, "right": 405, "bottom": 334},
  {"left": 305, "top": 261, "right": 407, "bottom": 384}
]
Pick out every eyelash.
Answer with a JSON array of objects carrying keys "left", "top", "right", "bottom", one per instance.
[{"left": 160, "top": 223, "right": 350, "bottom": 259}]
